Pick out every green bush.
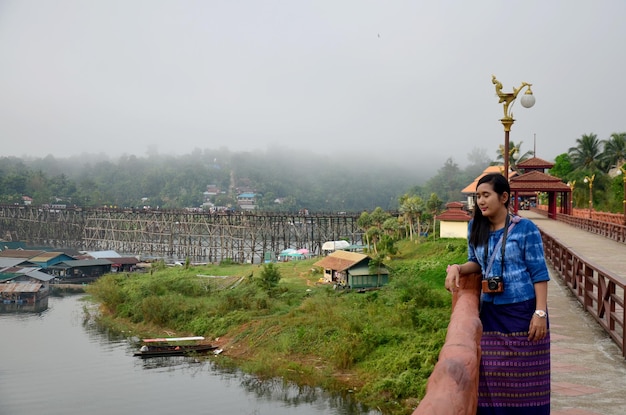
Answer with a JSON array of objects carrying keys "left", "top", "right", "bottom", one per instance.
[{"left": 256, "top": 263, "right": 281, "bottom": 294}]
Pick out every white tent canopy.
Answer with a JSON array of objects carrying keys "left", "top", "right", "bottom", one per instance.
[{"left": 321, "top": 240, "right": 350, "bottom": 251}]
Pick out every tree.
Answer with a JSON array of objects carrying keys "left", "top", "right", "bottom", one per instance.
[
  {"left": 257, "top": 263, "right": 281, "bottom": 295},
  {"left": 424, "top": 158, "right": 467, "bottom": 203},
  {"left": 464, "top": 147, "right": 492, "bottom": 179},
  {"left": 495, "top": 140, "right": 533, "bottom": 173},
  {"left": 549, "top": 153, "right": 574, "bottom": 180},
  {"left": 366, "top": 227, "right": 381, "bottom": 254},
  {"left": 568, "top": 133, "right": 603, "bottom": 171},
  {"left": 602, "top": 132, "right": 626, "bottom": 170},
  {"left": 357, "top": 211, "right": 373, "bottom": 250},
  {"left": 398, "top": 194, "right": 424, "bottom": 241},
  {"left": 426, "top": 193, "right": 444, "bottom": 240}
]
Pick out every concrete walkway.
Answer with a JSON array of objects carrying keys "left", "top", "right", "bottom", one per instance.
[{"left": 519, "top": 211, "right": 626, "bottom": 415}]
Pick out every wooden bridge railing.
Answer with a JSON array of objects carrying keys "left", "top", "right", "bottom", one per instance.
[
  {"left": 532, "top": 206, "right": 626, "bottom": 244},
  {"left": 412, "top": 273, "right": 482, "bottom": 414},
  {"left": 540, "top": 230, "right": 626, "bottom": 357}
]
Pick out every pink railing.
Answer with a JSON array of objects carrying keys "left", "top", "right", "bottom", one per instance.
[
  {"left": 412, "top": 273, "right": 482, "bottom": 414},
  {"left": 540, "top": 231, "right": 626, "bottom": 357}
]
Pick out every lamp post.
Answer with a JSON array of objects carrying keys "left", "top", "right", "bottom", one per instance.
[
  {"left": 492, "top": 75, "right": 535, "bottom": 179},
  {"left": 567, "top": 180, "right": 576, "bottom": 214},
  {"left": 617, "top": 166, "right": 626, "bottom": 225},
  {"left": 583, "top": 174, "right": 595, "bottom": 219}
]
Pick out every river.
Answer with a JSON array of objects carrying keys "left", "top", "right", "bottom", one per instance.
[{"left": 0, "top": 293, "right": 379, "bottom": 415}]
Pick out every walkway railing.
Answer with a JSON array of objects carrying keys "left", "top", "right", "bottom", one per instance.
[
  {"left": 540, "top": 230, "right": 626, "bottom": 357},
  {"left": 532, "top": 206, "right": 626, "bottom": 244},
  {"left": 412, "top": 273, "right": 482, "bottom": 415}
]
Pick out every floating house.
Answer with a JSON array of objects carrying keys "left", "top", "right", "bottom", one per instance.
[
  {"left": 47, "top": 259, "right": 113, "bottom": 282},
  {"left": 0, "top": 268, "right": 54, "bottom": 304}
]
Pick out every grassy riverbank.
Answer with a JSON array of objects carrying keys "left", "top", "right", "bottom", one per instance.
[{"left": 87, "top": 238, "right": 467, "bottom": 415}]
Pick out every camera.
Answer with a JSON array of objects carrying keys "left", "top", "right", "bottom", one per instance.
[{"left": 482, "top": 277, "right": 504, "bottom": 293}]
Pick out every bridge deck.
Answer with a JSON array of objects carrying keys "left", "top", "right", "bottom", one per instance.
[{"left": 521, "top": 211, "right": 626, "bottom": 415}]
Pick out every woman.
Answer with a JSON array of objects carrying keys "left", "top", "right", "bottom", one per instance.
[{"left": 445, "top": 173, "right": 550, "bottom": 415}]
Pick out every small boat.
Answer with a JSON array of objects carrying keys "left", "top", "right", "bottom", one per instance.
[{"left": 133, "top": 336, "right": 218, "bottom": 358}]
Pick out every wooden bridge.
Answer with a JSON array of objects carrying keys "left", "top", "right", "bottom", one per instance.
[{"left": 0, "top": 205, "right": 365, "bottom": 263}]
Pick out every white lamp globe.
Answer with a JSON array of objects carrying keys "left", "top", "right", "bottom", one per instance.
[{"left": 520, "top": 92, "right": 535, "bottom": 108}]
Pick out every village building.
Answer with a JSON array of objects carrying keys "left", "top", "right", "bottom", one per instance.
[
  {"left": 0, "top": 268, "right": 54, "bottom": 304},
  {"left": 435, "top": 202, "right": 472, "bottom": 238},
  {"left": 461, "top": 159, "right": 571, "bottom": 220},
  {"left": 29, "top": 251, "right": 75, "bottom": 268},
  {"left": 102, "top": 256, "right": 139, "bottom": 272},
  {"left": 236, "top": 192, "right": 258, "bottom": 211},
  {"left": 313, "top": 250, "right": 389, "bottom": 290},
  {"left": 47, "top": 259, "right": 113, "bottom": 282}
]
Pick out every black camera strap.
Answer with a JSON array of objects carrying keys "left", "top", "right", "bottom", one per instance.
[{"left": 483, "top": 214, "right": 512, "bottom": 279}]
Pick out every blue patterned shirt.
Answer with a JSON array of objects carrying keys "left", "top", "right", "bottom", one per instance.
[{"left": 468, "top": 216, "right": 549, "bottom": 305}]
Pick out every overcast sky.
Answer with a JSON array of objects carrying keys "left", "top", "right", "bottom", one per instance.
[{"left": 1, "top": 1, "right": 625, "bottom": 169}]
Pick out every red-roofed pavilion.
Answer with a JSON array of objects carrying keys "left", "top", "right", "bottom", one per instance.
[
  {"left": 461, "top": 157, "right": 572, "bottom": 220},
  {"left": 510, "top": 157, "right": 571, "bottom": 219}
]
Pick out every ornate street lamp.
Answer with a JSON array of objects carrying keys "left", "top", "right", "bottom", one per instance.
[
  {"left": 617, "top": 166, "right": 626, "bottom": 225},
  {"left": 567, "top": 180, "right": 576, "bottom": 214},
  {"left": 583, "top": 174, "right": 595, "bottom": 219},
  {"left": 492, "top": 75, "right": 535, "bottom": 178}
]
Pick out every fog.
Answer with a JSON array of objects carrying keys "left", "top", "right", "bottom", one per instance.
[{"left": 2, "top": 1, "right": 625, "bottom": 171}]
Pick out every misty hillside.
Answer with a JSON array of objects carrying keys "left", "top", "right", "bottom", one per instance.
[{"left": 1, "top": 149, "right": 466, "bottom": 212}]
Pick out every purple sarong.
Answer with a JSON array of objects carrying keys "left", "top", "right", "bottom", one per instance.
[{"left": 477, "top": 299, "right": 550, "bottom": 415}]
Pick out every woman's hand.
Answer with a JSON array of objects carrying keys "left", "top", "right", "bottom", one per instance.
[
  {"left": 445, "top": 264, "right": 461, "bottom": 292},
  {"left": 528, "top": 314, "right": 548, "bottom": 341}
]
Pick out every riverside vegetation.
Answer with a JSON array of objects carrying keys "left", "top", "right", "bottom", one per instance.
[{"left": 87, "top": 238, "right": 468, "bottom": 415}]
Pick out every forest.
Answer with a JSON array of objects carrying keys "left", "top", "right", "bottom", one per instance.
[
  {"left": 0, "top": 147, "right": 484, "bottom": 213},
  {"left": 1, "top": 131, "right": 624, "bottom": 214}
]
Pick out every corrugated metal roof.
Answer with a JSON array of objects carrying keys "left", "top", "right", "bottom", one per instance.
[
  {"left": 50, "top": 259, "right": 113, "bottom": 268},
  {"left": 84, "top": 250, "right": 121, "bottom": 259},
  {"left": 0, "top": 258, "right": 30, "bottom": 268},
  {"left": 102, "top": 257, "right": 138, "bottom": 265},
  {"left": 313, "top": 251, "right": 369, "bottom": 272},
  {"left": 17, "top": 268, "right": 55, "bottom": 282},
  {"left": 29, "top": 252, "right": 66, "bottom": 262},
  {"left": 0, "top": 249, "right": 46, "bottom": 259},
  {"left": 0, "top": 282, "right": 42, "bottom": 294}
]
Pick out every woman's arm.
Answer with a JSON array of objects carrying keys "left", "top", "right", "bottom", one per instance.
[
  {"left": 445, "top": 261, "right": 482, "bottom": 291},
  {"left": 528, "top": 281, "right": 548, "bottom": 341}
]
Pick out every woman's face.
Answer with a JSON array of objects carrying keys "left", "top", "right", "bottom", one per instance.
[{"left": 476, "top": 182, "right": 508, "bottom": 219}]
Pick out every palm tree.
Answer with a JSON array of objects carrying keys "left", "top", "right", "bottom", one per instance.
[
  {"left": 398, "top": 194, "right": 424, "bottom": 241},
  {"left": 568, "top": 133, "right": 603, "bottom": 171},
  {"left": 495, "top": 140, "right": 534, "bottom": 172},
  {"left": 357, "top": 211, "right": 373, "bottom": 250},
  {"left": 602, "top": 132, "right": 626, "bottom": 170},
  {"left": 426, "top": 193, "right": 444, "bottom": 240}
]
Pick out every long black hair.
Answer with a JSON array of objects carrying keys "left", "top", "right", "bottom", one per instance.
[{"left": 469, "top": 173, "right": 510, "bottom": 247}]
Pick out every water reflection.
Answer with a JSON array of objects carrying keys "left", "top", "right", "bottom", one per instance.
[
  {"left": 240, "top": 377, "right": 374, "bottom": 415},
  {"left": 84, "top": 301, "right": 376, "bottom": 413},
  {"left": 0, "top": 293, "right": 380, "bottom": 415}
]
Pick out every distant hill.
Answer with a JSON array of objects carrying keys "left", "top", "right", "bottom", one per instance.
[{"left": 0, "top": 149, "right": 433, "bottom": 213}]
